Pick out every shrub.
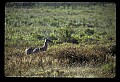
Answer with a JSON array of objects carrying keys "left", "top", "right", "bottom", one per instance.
[
  {"left": 98, "top": 31, "right": 107, "bottom": 35},
  {"left": 71, "top": 34, "right": 80, "bottom": 44},
  {"left": 101, "top": 62, "right": 116, "bottom": 73},
  {"left": 85, "top": 29, "right": 95, "bottom": 35},
  {"left": 70, "top": 37, "right": 79, "bottom": 44},
  {"left": 50, "top": 33, "right": 58, "bottom": 40},
  {"left": 32, "top": 34, "right": 44, "bottom": 40},
  {"left": 57, "top": 27, "right": 74, "bottom": 43},
  {"left": 50, "top": 22, "right": 59, "bottom": 27},
  {"left": 85, "top": 38, "right": 97, "bottom": 42}
]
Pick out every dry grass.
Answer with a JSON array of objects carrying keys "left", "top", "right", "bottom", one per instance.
[{"left": 5, "top": 43, "right": 116, "bottom": 77}]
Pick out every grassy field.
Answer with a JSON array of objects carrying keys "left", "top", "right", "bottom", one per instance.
[{"left": 5, "top": 2, "right": 116, "bottom": 78}]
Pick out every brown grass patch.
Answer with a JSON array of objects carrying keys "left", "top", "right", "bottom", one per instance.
[{"left": 5, "top": 43, "right": 116, "bottom": 77}]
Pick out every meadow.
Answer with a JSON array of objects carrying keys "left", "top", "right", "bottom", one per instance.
[{"left": 5, "top": 2, "right": 116, "bottom": 77}]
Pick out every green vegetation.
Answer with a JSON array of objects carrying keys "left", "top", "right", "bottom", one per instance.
[{"left": 5, "top": 2, "right": 116, "bottom": 77}]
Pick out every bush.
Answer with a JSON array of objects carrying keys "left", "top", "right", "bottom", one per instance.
[
  {"left": 57, "top": 27, "right": 74, "bottom": 43},
  {"left": 98, "top": 31, "right": 107, "bottom": 35},
  {"left": 70, "top": 37, "right": 79, "bottom": 44},
  {"left": 50, "top": 22, "right": 59, "bottom": 27},
  {"left": 32, "top": 34, "right": 44, "bottom": 40},
  {"left": 50, "top": 33, "right": 58, "bottom": 40},
  {"left": 101, "top": 62, "right": 116, "bottom": 73},
  {"left": 71, "top": 34, "right": 80, "bottom": 44},
  {"left": 85, "top": 29, "right": 95, "bottom": 35},
  {"left": 85, "top": 38, "right": 97, "bottom": 42}
]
